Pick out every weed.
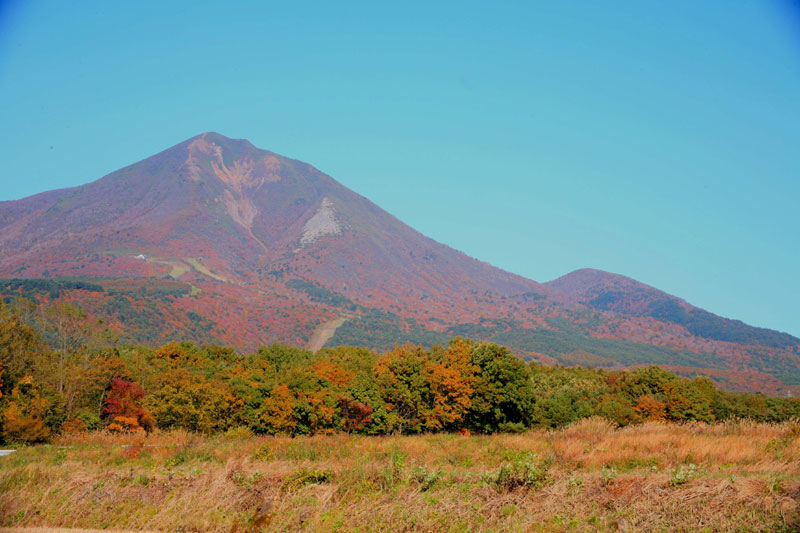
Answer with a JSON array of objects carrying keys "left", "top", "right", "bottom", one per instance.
[
  {"left": 610, "top": 456, "right": 659, "bottom": 472},
  {"left": 282, "top": 468, "right": 333, "bottom": 491},
  {"left": 601, "top": 465, "right": 618, "bottom": 486},
  {"left": 380, "top": 450, "right": 406, "bottom": 489},
  {"left": 165, "top": 451, "right": 186, "bottom": 467},
  {"left": 501, "top": 504, "right": 518, "bottom": 517},
  {"left": 411, "top": 465, "right": 442, "bottom": 491},
  {"left": 567, "top": 475, "right": 584, "bottom": 494},
  {"left": 121, "top": 444, "right": 142, "bottom": 459},
  {"left": 1, "top": 423, "right": 796, "bottom": 532},
  {"left": 279, "top": 441, "right": 320, "bottom": 461},
  {"left": 230, "top": 470, "right": 264, "bottom": 487},
  {"left": 252, "top": 443, "right": 274, "bottom": 461},
  {"left": 670, "top": 463, "right": 698, "bottom": 486},
  {"left": 165, "top": 448, "right": 218, "bottom": 467},
  {"left": 766, "top": 434, "right": 796, "bottom": 460},
  {"left": 52, "top": 449, "right": 67, "bottom": 465},
  {"left": 489, "top": 451, "right": 551, "bottom": 491}
]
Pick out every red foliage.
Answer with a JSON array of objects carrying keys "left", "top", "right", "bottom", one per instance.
[
  {"left": 338, "top": 397, "right": 373, "bottom": 431},
  {"left": 104, "top": 378, "right": 155, "bottom": 432}
]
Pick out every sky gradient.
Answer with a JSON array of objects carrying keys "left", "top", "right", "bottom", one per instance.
[{"left": 1, "top": 1, "right": 799, "bottom": 336}]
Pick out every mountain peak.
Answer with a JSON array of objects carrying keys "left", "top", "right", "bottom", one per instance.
[
  {"left": 547, "top": 268, "right": 637, "bottom": 293},
  {"left": 546, "top": 267, "right": 675, "bottom": 306},
  {"left": 192, "top": 131, "right": 257, "bottom": 148},
  {"left": 181, "top": 132, "right": 282, "bottom": 192}
]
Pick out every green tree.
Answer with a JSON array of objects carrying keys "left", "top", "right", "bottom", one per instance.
[{"left": 465, "top": 341, "right": 535, "bottom": 433}]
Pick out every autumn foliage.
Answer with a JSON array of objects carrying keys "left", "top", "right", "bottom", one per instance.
[
  {"left": 104, "top": 378, "right": 154, "bottom": 432},
  {"left": 1, "top": 299, "right": 800, "bottom": 443},
  {"left": 1, "top": 376, "right": 52, "bottom": 443}
]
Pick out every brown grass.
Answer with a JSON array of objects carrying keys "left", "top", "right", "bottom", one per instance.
[{"left": 1, "top": 418, "right": 799, "bottom": 532}]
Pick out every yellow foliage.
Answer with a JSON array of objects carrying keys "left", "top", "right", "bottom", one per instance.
[
  {"left": 260, "top": 384, "right": 297, "bottom": 434},
  {"left": 1, "top": 375, "right": 52, "bottom": 443}
]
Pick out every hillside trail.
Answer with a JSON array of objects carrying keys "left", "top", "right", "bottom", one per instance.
[{"left": 307, "top": 316, "right": 348, "bottom": 352}]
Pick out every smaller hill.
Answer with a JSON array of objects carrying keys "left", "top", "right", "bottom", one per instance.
[{"left": 547, "top": 269, "right": 800, "bottom": 349}]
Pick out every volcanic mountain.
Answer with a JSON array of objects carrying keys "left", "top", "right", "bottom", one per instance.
[
  {"left": 0, "top": 133, "right": 544, "bottom": 320},
  {"left": 0, "top": 133, "right": 798, "bottom": 394}
]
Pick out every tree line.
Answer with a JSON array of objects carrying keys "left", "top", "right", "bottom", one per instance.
[{"left": 1, "top": 301, "right": 798, "bottom": 443}]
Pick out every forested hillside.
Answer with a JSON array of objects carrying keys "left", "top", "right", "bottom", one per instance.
[{"left": 2, "top": 300, "right": 798, "bottom": 444}]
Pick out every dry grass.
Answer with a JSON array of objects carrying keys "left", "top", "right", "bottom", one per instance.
[{"left": 1, "top": 419, "right": 799, "bottom": 532}]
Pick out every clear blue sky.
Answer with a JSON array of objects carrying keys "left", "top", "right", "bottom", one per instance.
[{"left": 1, "top": 1, "right": 799, "bottom": 336}]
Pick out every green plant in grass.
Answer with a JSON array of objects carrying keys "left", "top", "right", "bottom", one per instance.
[
  {"left": 411, "top": 465, "right": 442, "bottom": 491},
  {"left": 670, "top": 463, "right": 697, "bottom": 486},
  {"left": 488, "top": 451, "right": 551, "bottom": 491},
  {"left": 282, "top": 468, "right": 332, "bottom": 491}
]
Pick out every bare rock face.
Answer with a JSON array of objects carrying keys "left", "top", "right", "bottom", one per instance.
[{"left": 301, "top": 198, "right": 342, "bottom": 246}]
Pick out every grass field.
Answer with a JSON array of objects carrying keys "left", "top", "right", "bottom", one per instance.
[{"left": 1, "top": 419, "right": 798, "bottom": 532}]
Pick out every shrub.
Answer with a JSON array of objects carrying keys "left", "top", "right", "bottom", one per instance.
[
  {"left": 222, "top": 426, "right": 253, "bottom": 440},
  {"left": 104, "top": 378, "right": 154, "bottom": 432},
  {"left": 1, "top": 377, "right": 54, "bottom": 443}
]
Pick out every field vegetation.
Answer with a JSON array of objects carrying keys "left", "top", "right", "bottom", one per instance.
[
  {"left": 1, "top": 420, "right": 799, "bottom": 531},
  {"left": 2, "top": 299, "right": 800, "bottom": 531}
]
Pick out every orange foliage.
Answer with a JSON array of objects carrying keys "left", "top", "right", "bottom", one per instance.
[
  {"left": 422, "top": 340, "right": 477, "bottom": 430},
  {"left": 108, "top": 415, "right": 144, "bottom": 433},
  {"left": 153, "top": 342, "right": 198, "bottom": 365},
  {"left": 260, "top": 384, "right": 296, "bottom": 434},
  {"left": 311, "top": 361, "right": 354, "bottom": 387},
  {"left": 633, "top": 394, "right": 668, "bottom": 422},
  {"left": 1, "top": 376, "right": 51, "bottom": 443},
  {"left": 61, "top": 417, "right": 88, "bottom": 434}
]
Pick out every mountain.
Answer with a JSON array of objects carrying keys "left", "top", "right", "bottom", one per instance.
[
  {"left": 0, "top": 133, "right": 544, "bottom": 323},
  {"left": 1, "top": 133, "right": 798, "bottom": 394},
  {"left": 547, "top": 269, "right": 798, "bottom": 349}
]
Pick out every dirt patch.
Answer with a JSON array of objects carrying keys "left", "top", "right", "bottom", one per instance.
[{"left": 307, "top": 316, "right": 347, "bottom": 351}]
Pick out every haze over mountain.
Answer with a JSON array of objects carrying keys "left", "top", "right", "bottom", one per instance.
[{"left": 1, "top": 133, "right": 798, "bottom": 394}]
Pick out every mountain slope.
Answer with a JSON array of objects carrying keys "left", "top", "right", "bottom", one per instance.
[
  {"left": 0, "top": 133, "right": 797, "bottom": 394},
  {"left": 547, "top": 269, "right": 799, "bottom": 349}
]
